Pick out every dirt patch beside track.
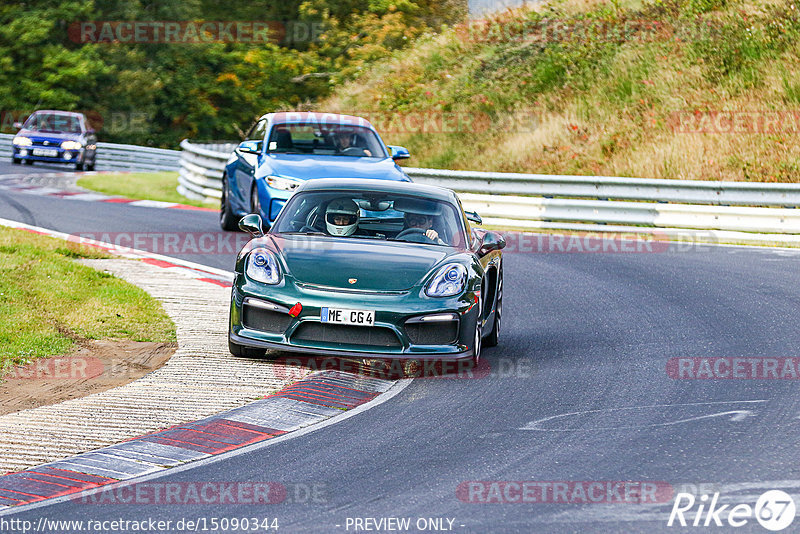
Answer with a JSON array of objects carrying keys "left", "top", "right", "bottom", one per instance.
[{"left": 0, "top": 340, "right": 176, "bottom": 416}]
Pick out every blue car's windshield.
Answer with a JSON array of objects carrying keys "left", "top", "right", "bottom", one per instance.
[
  {"left": 273, "top": 191, "right": 468, "bottom": 248},
  {"left": 23, "top": 113, "right": 82, "bottom": 134},
  {"left": 266, "top": 122, "right": 387, "bottom": 159}
]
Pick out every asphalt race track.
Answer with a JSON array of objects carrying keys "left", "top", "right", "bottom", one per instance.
[{"left": 2, "top": 168, "right": 800, "bottom": 533}]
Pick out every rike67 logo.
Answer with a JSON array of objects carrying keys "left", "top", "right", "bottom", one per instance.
[{"left": 668, "top": 490, "right": 796, "bottom": 531}]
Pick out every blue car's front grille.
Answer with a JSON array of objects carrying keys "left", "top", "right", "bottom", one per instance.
[{"left": 30, "top": 139, "right": 61, "bottom": 147}]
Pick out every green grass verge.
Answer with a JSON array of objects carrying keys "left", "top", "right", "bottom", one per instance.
[
  {"left": 77, "top": 172, "right": 218, "bottom": 209},
  {"left": 0, "top": 227, "right": 176, "bottom": 372}
]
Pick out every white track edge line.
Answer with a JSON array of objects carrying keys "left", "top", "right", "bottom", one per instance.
[
  {"left": 0, "top": 376, "right": 412, "bottom": 516},
  {"left": 0, "top": 216, "right": 233, "bottom": 278}
]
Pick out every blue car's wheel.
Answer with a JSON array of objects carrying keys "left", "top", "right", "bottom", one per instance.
[
  {"left": 11, "top": 156, "right": 19, "bottom": 165},
  {"left": 250, "top": 184, "right": 261, "bottom": 216},
  {"left": 219, "top": 175, "right": 239, "bottom": 231}
]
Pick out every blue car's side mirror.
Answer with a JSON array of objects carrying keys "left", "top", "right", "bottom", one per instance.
[
  {"left": 388, "top": 145, "right": 410, "bottom": 160},
  {"left": 238, "top": 140, "right": 262, "bottom": 155}
]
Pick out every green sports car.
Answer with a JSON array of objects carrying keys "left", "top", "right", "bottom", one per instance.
[{"left": 228, "top": 178, "right": 505, "bottom": 367}]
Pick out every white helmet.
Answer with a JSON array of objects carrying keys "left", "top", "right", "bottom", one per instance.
[{"left": 325, "top": 197, "right": 360, "bottom": 236}]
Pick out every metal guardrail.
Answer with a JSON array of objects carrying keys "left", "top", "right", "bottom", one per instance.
[
  {"left": 176, "top": 139, "right": 800, "bottom": 244},
  {"left": 406, "top": 167, "right": 800, "bottom": 207},
  {"left": 0, "top": 133, "right": 180, "bottom": 172},
  {"left": 177, "top": 140, "right": 235, "bottom": 201}
]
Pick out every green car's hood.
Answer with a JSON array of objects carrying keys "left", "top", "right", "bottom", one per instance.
[{"left": 271, "top": 235, "right": 456, "bottom": 291}]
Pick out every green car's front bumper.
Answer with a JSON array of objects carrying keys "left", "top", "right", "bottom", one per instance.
[{"left": 229, "top": 274, "right": 480, "bottom": 361}]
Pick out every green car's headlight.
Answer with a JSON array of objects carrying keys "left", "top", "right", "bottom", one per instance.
[
  {"left": 60, "top": 140, "right": 82, "bottom": 150},
  {"left": 425, "top": 263, "right": 467, "bottom": 297},
  {"left": 246, "top": 248, "right": 281, "bottom": 285},
  {"left": 13, "top": 136, "right": 32, "bottom": 147},
  {"left": 267, "top": 175, "right": 302, "bottom": 191}
]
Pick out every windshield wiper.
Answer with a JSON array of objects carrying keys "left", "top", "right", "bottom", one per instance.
[{"left": 281, "top": 231, "right": 327, "bottom": 236}]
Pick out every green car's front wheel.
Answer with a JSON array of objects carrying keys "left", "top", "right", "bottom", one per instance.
[
  {"left": 228, "top": 338, "right": 265, "bottom": 358},
  {"left": 484, "top": 267, "right": 502, "bottom": 348},
  {"left": 471, "top": 297, "right": 482, "bottom": 367}
]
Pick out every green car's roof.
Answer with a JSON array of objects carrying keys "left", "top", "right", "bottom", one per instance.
[{"left": 296, "top": 178, "right": 458, "bottom": 203}]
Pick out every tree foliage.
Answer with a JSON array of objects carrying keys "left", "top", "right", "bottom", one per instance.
[{"left": 0, "top": 0, "right": 466, "bottom": 146}]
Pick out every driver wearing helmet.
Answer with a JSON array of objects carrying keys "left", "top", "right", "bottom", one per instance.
[
  {"left": 404, "top": 212, "right": 445, "bottom": 245},
  {"left": 325, "top": 197, "right": 361, "bottom": 236}
]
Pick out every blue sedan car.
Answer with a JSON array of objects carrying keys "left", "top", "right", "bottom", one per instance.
[
  {"left": 219, "top": 112, "right": 411, "bottom": 231},
  {"left": 11, "top": 110, "right": 97, "bottom": 171}
]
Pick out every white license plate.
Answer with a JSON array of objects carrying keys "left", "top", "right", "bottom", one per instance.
[
  {"left": 32, "top": 148, "right": 58, "bottom": 157},
  {"left": 321, "top": 307, "right": 374, "bottom": 326}
]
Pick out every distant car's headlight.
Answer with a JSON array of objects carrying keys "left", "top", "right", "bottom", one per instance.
[
  {"left": 13, "top": 136, "right": 32, "bottom": 147},
  {"left": 425, "top": 263, "right": 467, "bottom": 297},
  {"left": 60, "top": 141, "right": 82, "bottom": 150},
  {"left": 246, "top": 248, "right": 281, "bottom": 285},
  {"left": 267, "top": 175, "right": 302, "bottom": 191}
]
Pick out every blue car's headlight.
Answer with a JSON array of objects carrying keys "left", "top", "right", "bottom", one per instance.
[
  {"left": 13, "top": 136, "right": 32, "bottom": 147},
  {"left": 61, "top": 140, "right": 82, "bottom": 150},
  {"left": 425, "top": 263, "right": 467, "bottom": 297},
  {"left": 245, "top": 248, "right": 281, "bottom": 285},
  {"left": 267, "top": 175, "right": 302, "bottom": 191}
]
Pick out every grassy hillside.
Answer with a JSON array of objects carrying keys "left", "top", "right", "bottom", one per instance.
[{"left": 321, "top": 0, "right": 800, "bottom": 182}]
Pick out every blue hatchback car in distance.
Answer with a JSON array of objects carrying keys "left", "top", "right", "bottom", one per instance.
[
  {"left": 11, "top": 110, "right": 98, "bottom": 171},
  {"left": 219, "top": 112, "right": 411, "bottom": 231}
]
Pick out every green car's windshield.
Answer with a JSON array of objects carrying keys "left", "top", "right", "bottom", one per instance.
[
  {"left": 266, "top": 122, "right": 387, "bottom": 158},
  {"left": 273, "top": 191, "right": 468, "bottom": 248},
  {"left": 23, "top": 113, "right": 83, "bottom": 134}
]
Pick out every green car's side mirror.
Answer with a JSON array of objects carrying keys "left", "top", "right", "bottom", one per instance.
[
  {"left": 479, "top": 231, "right": 506, "bottom": 256},
  {"left": 466, "top": 211, "right": 482, "bottom": 225},
  {"left": 239, "top": 213, "right": 264, "bottom": 238}
]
